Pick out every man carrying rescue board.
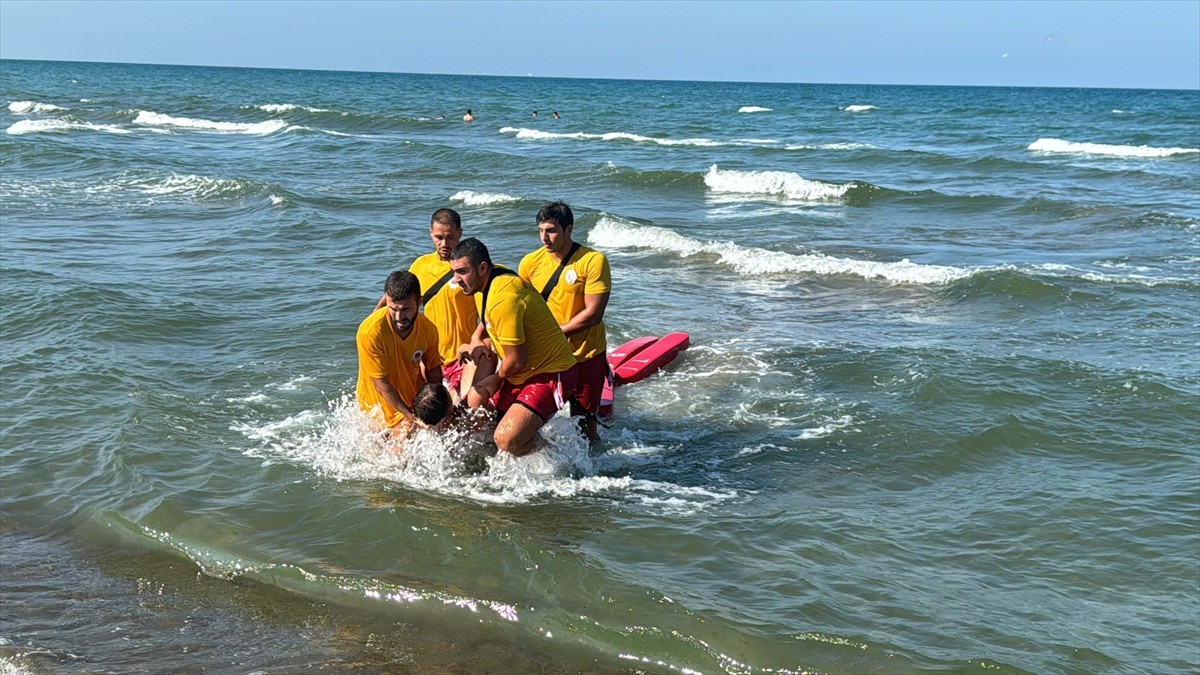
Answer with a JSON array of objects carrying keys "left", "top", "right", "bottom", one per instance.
[
  {"left": 376, "top": 208, "right": 478, "bottom": 397},
  {"left": 518, "top": 202, "right": 611, "bottom": 444},
  {"left": 357, "top": 271, "right": 444, "bottom": 435},
  {"left": 450, "top": 238, "right": 578, "bottom": 456}
]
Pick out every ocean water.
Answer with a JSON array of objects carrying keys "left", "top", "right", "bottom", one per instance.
[{"left": 1, "top": 59, "right": 1198, "bottom": 674}]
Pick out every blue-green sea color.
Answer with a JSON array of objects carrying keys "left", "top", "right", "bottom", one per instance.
[{"left": 2, "top": 59, "right": 1198, "bottom": 674}]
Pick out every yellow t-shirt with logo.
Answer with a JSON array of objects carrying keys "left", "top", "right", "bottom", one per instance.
[
  {"left": 409, "top": 252, "right": 479, "bottom": 364},
  {"left": 356, "top": 308, "right": 441, "bottom": 427},
  {"left": 518, "top": 245, "right": 610, "bottom": 360},
  {"left": 474, "top": 273, "right": 578, "bottom": 385}
]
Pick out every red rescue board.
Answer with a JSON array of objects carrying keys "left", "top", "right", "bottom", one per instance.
[
  {"left": 613, "top": 332, "right": 690, "bottom": 385},
  {"left": 600, "top": 335, "right": 657, "bottom": 416},
  {"left": 598, "top": 333, "right": 690, "bottom": 416},
  {"left": 608, "top": 336, "right": 659, "bottom": 368}
]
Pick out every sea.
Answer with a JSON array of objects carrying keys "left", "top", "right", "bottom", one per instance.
[{"left": 1, "top": 59, "right": 1198, "bottom": 674}]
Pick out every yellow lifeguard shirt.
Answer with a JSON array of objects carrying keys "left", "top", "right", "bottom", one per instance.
[
  {"left": 409, "top": 252, "right": 479, "bottom": 364},
  {"left": 474, "top": 273, "right": 577, "bottom": 385},
  {"left": 518, "top": 245, "right": 611, "bottom": 360},
  {"left": 356, "top": 308, "right": 441, "bottom": 427}
]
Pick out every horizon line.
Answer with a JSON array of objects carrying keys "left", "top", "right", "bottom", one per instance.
[{"left": 3, "top": 56, "right": 1195, "bottom": 93}]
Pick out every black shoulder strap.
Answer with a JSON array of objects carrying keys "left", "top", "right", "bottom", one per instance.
[
  {"left": 539, "top": 242, "right": 582, "bottom": 301},
  {"left": 481, "top": 266, "right": 518, "bottom": 320},
  {"left": 421, "top": 270, "right": 454, "bottom": 306}
]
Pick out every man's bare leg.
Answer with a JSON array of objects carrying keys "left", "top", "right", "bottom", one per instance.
[{"left": 493, "top": 405, "right": 546, "bottom": 456}]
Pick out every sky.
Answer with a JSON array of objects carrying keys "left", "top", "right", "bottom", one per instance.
[{"left": 1, "top": 0, "right": 1197, "bottom": 90}]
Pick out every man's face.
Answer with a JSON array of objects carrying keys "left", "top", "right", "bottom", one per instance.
[
  {"left": 384, "top": 294, "right": 419, "bottom": 337},
  {"left": 431, "top": 222, "right": 462, "bottom": 261},
  {"left": 538, "top": 220, "right": 572, "bottom": 256},
  {"left": 450, "top": 256, "right": 487, "bottom": 295}
]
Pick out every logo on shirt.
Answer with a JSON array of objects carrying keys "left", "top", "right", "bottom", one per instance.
[
  {"left": 412, "top": 349, "right": 424, "bottom": 363},
  {"left": 564, "top": 268, "right": 578, "bottom": 285}
]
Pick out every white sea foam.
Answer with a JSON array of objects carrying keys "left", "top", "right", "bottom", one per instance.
[
  {"left": 133, "top": 110, "right": 288, "bottom": 135},
  {"left": 738, "top": 106, "right": 772, "bottom": 113},
  {"left": 783, "top": 142, "right": 878, "bottom": 151},
  {"left": 126, "top": 173, "right": 246, "bottom": 198},
  {"left": 255, "top": 103, "right": 333, "bottom": 114},
  {"left": 8, "top": 100, "right": 67, "bottom": 114},
  {"left": 795, "top": 415, "right": 856, "bottom": 440},
  {"left": 842, "top": 105, "right": 877, "bottom": 112},
  {"left": 703, "top": 164, "right": 856, "bottom": 201},
  {"left": 1028, "top": 138, "right": 1198, "bottom": 158},
  {"left": 588, "top": 215, "right": 972, "bottom": 285},
  {"left": 449, "top": 190, "right": 521, "bottom": 206},
  {"left": 500, "top": 126, "right": 730, "bottom": 148},
  {"left": 1029, "top": 263, "right": 1191, "bottom": 288},
  {"left": 235, "top": 395, "right": 730, "bottom": 510},
  {"left": 5, "top": 119, "right": 130, "bottom": 135}
]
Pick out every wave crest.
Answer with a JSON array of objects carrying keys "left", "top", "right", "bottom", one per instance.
[
  {"left": 254, "top": 103, "right": 334, "bottom": 114},
  {"left": 6, "top": 118, "right": 130, "bottom": 135},
  {"left": 842, "top": 105, "right": 877, "bottom": 112},
  {"left": 500, "top": 126, "right": 734, "bottom": 148},
  {"left": 8, "top": 101, "right": 67, "bottom": 114},
  {"left": 1028, "top": 138, "right": 1198, "bottom": 158},
  {"left": 588, "top": 215, "right": 971, "bottom": 285},
  {"left": 737, "top": 106, "right": 772, "bottom": 113},
  {"left": 449, "top": 190, "right": 521, "bottom": 206},
  {"left": 133, "top": 110, "right": 288, "bottom": 135},
  {"left": 703, "top": 165, "right": 856, "bottom": 201}
]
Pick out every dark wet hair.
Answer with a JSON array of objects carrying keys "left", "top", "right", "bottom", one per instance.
[
  {"left": 449, "top": 237, "right": 492, "bottom": 267},
  {"left": 431, "top": 208, "right": 461, "bottom": 230},
  {"left": 413, "top": 382, "right": 452, "bottom": 426},
  {"left": 536, "top": 201, "right": 574, "bottom": 230},
  {"left": 384, "top": 270, "right": 421, "bottom": 302}
]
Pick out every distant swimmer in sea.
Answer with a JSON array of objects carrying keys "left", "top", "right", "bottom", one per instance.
[
  {"left": 377, "top": 208, "right": 478, "bottom": 399},
  {"left": 463, "top": 109, "right": 474, "bottom": 122},
  {"left": 552, "top": 111, "right": 560, "bottom": 120},
  {"left": 519, "top": 202, "right": 610, "bottom": 445},
  {"left": 450, "top": 238, "right": 579, "bottom": 456},
  {"left": 532, "top": 110, "right": 538, "bottom": 118},
  {"left": 357, "top": 271, "right": 444, "bottom": 438}
]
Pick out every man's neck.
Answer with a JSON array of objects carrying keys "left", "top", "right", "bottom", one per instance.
[{"left": 550, "top": 240, "right": 575, "bottom": 262}]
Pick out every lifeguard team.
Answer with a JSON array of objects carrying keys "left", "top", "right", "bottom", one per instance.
[{"left": 355, "top": 203, "right": 611, "bottom": 456}]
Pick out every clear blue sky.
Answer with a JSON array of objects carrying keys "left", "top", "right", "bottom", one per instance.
[{"left": 1, "top": 0, "right": 1197, "bottom": 89}]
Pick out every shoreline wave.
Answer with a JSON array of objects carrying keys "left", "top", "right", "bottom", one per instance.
[{"left": 1028, "top": 137, "right": 1198, "bottom": 158}]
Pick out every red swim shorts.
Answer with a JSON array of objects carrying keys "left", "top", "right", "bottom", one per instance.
[
  {"left": 442, "top": 359, "right": 466, "bottom": 394},
  {"left": 493, "top": 365, "right": 578, "bottom": 421},
  {"left": 570, "top": 352, "right": 609, "bottom": 415}
]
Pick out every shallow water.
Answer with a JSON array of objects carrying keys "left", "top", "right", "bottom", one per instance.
[{"left": 2, "top": 60, "right": 1198, "bottom": 673}]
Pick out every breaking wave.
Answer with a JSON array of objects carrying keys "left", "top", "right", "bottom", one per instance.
[
  {"left": 842, "top": 105, "right": 877, "bottom": 112},
  {"left": 133, "top": 110, "right": 289, "bottom": 135},
  {"left": 449, "top": 190, "right": 521, "bottom": 206},
  {"left": 500, "top": 126, "right": 754, "bottom": 148},
  {"left": 1028, "top": 138, "right": 1198, "bottom": 158},
  {"left": 738, "top": 106, "right": 772, "bottom": 113},
  {"left": 6, "top": 118, "right": 130, "bottom": 135},
  {"left": 7, "top": 100, "right": 67, "bottom": 114},
  {"left": 588, "top": 215, "right": 971, "bottom": 285},
  {"left": 703, "top": 165, "right": 857, "bottom": 201}
]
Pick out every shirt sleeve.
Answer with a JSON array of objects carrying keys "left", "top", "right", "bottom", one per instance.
[
  {"left": 517, "top": 251, "right": 535, "bottom": 285},
  {"left": 356, "top": 320, "right": 388, "bottom": 379},
  {"left": 584, "top": 252, "right": 611, "bottom": 295}
]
